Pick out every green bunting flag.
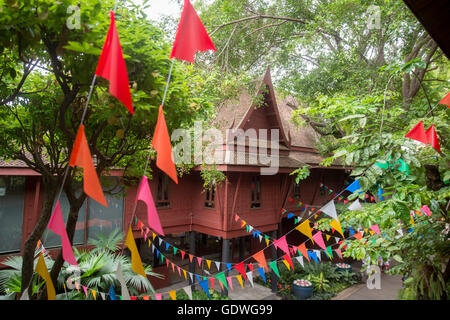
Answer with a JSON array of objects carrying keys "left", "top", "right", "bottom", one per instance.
[
  {"left": 215, "top": 272, "right": 228, "bottom": 290},
  {"left": 269, "top": 261, "right": 280, "bottom": 278}
]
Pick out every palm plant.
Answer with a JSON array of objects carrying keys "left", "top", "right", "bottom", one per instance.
[
  {"left": 0, "top": 249, "right": 53, "bottom": 299},
  {"left": 60, "top": 229, "right": 164, "bottom": 299}
]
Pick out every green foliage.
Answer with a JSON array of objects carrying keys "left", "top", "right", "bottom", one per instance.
[
  {"left": 256, "top": 261, "right": 361, "bottom": 300},
  {"left": 175, "top": 289, "right": 231, "bottom": 300},
  {"left": 289, "top": 165, "right": 310, "bottom": 184}
]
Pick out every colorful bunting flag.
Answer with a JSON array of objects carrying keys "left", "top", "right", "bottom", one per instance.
[
  {"left": 425, "top": 125, "right": 441, "bottom": 152},
  {"left": 273, "top": 236, "right": 290, "bottom": 256},
  {"left": 170, "top": 0, "right": 217, "bottom": 63},
  {"left": 439, "top": 92, "right": 450, "bottom": 107},
  {"left": 125, "top": 226, "right": 147, "bottom": 278},
  {"left": 312, "top": 231, "right": 326, "bottom": 250},
  {"left": 233, "top": 261, "right": 247, "bottom": 281},
  {"left": 295, "top": 220, "right": 314, "bottom": 243},
  {"left": 34, "top": 253, "right": 56, "bottom": 300},
  {"left": 152, "top": 105, "right": 178, "bottom": 184},
  {"left": 252, "top": 250, "right": 268, "bottom": 271},
  {"left": 199, "top": 279, "right": 210, "bottom": 297},
  {"left": 69, "top": 125, "right": 107, "bottom": 207},
  {"left": 269, "top": 261, "right": 280, "bottom": 277},
  {"left": 329, "top": 218, "right": 345, "bottom": 238},
  {"left": 257, "top": 267, "right": 266, "bottom": 282},
  {"left": 405, "top": 121, "right": 428, "bottom": 144},
  {"left": 47, "top": 200, "right": 78, "bottom": 267},
  {"left": 136, "top": 176, "right": 165, "bottom": 235},
  {"left": 321, "top": 200, "right": 338, "bottom": 221},
  {"left": 116, "top": 262, "right": 131, "bottom": 300}
]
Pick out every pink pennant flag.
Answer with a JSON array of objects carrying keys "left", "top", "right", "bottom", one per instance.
[
  {"left": 197, "top": 257, "right": 203, "bottom": 267},
  {"left": 226, "top": 276, "right": 233, "bottom": 291},
  {"left": 48, "top": 200, "right": 78, "bottom": 267},
  {"left": 136, "top": 176, "right": 165, "bottom": 236},
  {"left": 335, "top": 249, "right": 343, "bottom": 259},
  {"left": 154, "top": 293, "right": 162, "bottom": 300},
  {"left": 370, "top": 224, "right": 380, "bottom": 235},
  {"left": 235, "top": 214, "right": 240, "bottom": 222},
  {"left": 421, "top": 205, "right": 432, "bottom": 216},
  {"left": 312, "top": 231, "right": 327, "bottom": 250},
  {"left": 181, "top": 250, "right": 186, "bottom": 260},
  {"left": 273, "top": 236, "right": 290, "bottom": 256},
  {"left": 82, "top": 285, "right": 88, "bottom": 297},
  {"left": 177, "top": 266, "right": 181, "bottom": 276}
]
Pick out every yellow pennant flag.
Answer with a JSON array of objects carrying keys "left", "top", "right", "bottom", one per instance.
[
  {"left": 34, "top": 253, "right": 56, "bottom": 300},
  {"left": 125, "top": 226, "right": 147, "bottom": 278},
  {"left": 183, "top": 269, "right": 187, "bottom": 280},
  {"left": 169, "top": 290, "right": 177, "bottom": 300},
  {"left": 236, "top": 275, "right": 244, "bottom": 288},
  {"left": 295, "top": 220, "right": 314, "bottom": 243},
  {"left": 265, "top": 238, "right": 269, "bottom": 246},
  {"left": 326, "top": 234, "right": 330, "bottom": 241},
  {"left": 282, "top": 259, "right": 291, "bottom": 271},
  {"left": 152, "top": 232, "right": 156, "bottom": 240},
  {"left": 206, "top": 259, "right": 212, "bottom": 269},
  {"left": 330, "top": 218, "right": 345, "bottom": 239}
]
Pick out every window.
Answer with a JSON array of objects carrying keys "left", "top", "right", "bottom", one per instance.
[
  {"left": 0, "top": 176, "right": 25, "bottom": 254},
  {"left": 250, "top": 175, "right": 261, "bottom": 208},
  {"left": 43, "top": 177, "right": 124, "bottom": 248},
  {"left": 156, "top": 173, "right": 170, "bottom": 208},
  {"left": 293, "top": 181, "right": 301, "bottom": 198},
  {"left": 204, "top": 186, "right": 215, "bottom": 208}
]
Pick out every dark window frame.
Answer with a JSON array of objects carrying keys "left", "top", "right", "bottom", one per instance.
[
  {"left": 204, "top": 185, "right": 216, "bottom": 208},
  {"left": 155, "top": 173, "right": 171, "bottom": 208},
  {"left": 250, "top": 175, "right": 262, "bottom": 209}
]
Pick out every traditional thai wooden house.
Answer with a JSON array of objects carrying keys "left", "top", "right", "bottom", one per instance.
[{"left": 0, "top": 68, "right": 348, "bottom": 290}]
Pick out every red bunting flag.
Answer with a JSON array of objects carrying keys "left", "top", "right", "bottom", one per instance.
[
  {"left": 170, "top": 0, "right": 217, "bottom": 63},
  {"left": 152, "top": 105, "right": 178, "bottom": 184},
  {"left": 95, "top": 11, "right": 133, "bottom": 114},
  {"left": 425, "top": 125, "right": 441, "bottom": 152},
  {"left": 69, "top": 125, "right": 107, "bottom": 207},
  {"left": 405, "top": 121, "right": 428, "bottom": 144},
  {"left": 233, "top": 262, "right": 247, "bottom": 281},
  {"left": 439, "top": 92, "right": 450, "bottom": 107}
]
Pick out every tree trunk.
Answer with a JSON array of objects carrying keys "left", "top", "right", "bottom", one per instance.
[
  {"left": 38, "top": 190, "right": 87, "bottom": 300},
  {"left": 19, "top": 176, "right": 58, "bottom": 299}
]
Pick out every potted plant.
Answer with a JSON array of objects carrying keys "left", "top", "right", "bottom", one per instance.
[
  {"left": 335, "top": 263, "right": 352, "bottom": 273},
  {"left": 292, "top": 279, "right": 313, "bottom": 300}
]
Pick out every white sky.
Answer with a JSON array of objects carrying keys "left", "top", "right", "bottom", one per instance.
[{"left": 138, "top": 0, "right": 183, "bottom": 21}]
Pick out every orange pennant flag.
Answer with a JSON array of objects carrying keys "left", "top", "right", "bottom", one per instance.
[
  {"left": 69, "top": 125, "right": 107, "bottom": 207},
  {"left": 152, "top": 105, "right": 178, "bottom": 184},
  {"left": 297, "top": 243, "right": 309, "bottom": 262},
  {"left": 252, "top": 250, "right": 268, "bottom": 271},
  {"left": 124, "top": 226, "right": 147, "bottom": 278},
  {"left": 169, "top": 290, "right": 177, "bottom": 300}
]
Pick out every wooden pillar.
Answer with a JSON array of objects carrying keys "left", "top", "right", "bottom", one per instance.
[
  {"left": 239, "top": 236, "right": 245, "bottom": 261},
  {"left": 270, "top": 230, "right": 278, "bottom": 293},
  {"left": 221, "top": 238, "right": 231, "bottom": 297},
  {"left": 189, "top": 231, "right": 196, "bottom": 291}
]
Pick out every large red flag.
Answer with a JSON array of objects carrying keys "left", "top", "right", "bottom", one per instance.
[
  {"left": 95, "top": 11, "right": 133, "bottom": 114},
  {"left": 404, "top": 120, "right": 427, "bottom": 144},
  {"left": 170, "top": 0, "right": 216, "bottom": 63},
  {"left": 439, "top": 92, "right": 450, "bottom": 107},
  {"left": 69, "top": 125, "right": 108, "bottom": 207},
  {"left": 152, "top": 105, "right": 178, "bottom": 184},
  {"left": 425, "top": 125, "right": 441, "bottom": 152}
]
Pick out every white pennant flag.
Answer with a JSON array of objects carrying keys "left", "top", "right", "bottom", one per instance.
[
  {"left": 295, "top": 256, "right": 304, "bottom": 268},
  {"left": 315, "top": 250, "right": 322, "bottom": 261},
  {"left": 100, "top": 292, "right": 106, "bottom": 300},
  {"left": 215, "top": 261, "right": 221, "bottom": 271},
  {"left": 246, "top": 271, "right": 254, "bottom": 287},
  {"left": 189, "top": 272, "right": 194, "bottom": 282},
  {"left": 348, "top": 199, "right": 363, "bottom": 211},
  {"left": 116, "top": 262, "right": 131, "bottom": 300},
  {"left": 151, "top": 243, "right": 155, "bottom": 253},
  {"left": 159, "top": 238, "right": 163, "bottom": 246},
  {"left": 183, "top": 286, "right": 193, "bottom": 300},
  {"left": 248, "top": 225, "right": 254, "bottom": 233},
  {"left": 258, "top": 234, "right": 262, "bottom": 242},
  {"left": 335, "top": 237, "right": 340, "bottom": 244},
  {"left": 321, "top": 200, "right": 338, "bottom": 220},
  {"left": 19, "top": 288, "right": 29, "bottom": 300}
]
